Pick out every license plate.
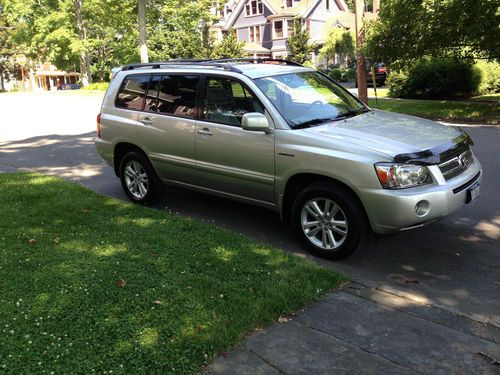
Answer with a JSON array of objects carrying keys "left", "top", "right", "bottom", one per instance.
[{"left": 466, "top": 181, "right": 480, "bottom": 203}]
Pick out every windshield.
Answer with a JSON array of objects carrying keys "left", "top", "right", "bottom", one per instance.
[{"left": 254, "top": 71, "right": 369, "bottom": 129}]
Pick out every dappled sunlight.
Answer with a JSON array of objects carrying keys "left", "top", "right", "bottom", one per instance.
[
  {"left": 0, "top": 138, "right": 62, "bottom": 150},
  {"left": 97, "top": 243, "right": 129, "bottom": 257},
  {"left": 30, "top": 164, "right": 104, "bottom": 179},
  {"left": 139, "top": 328, "right": 159, "bottom": 348},
  {"left": 212, "top": 245, "right": 235, "bottom": 262},
  {"left": 474, "top": 217, "right": 500, "bottom": 240}
]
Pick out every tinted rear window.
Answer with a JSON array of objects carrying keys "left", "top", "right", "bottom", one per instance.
[
  {"left": 156, "top": 75, "right": 199, "bottom": 118},
  {"left": 115, "top": 75, "right": 150, "bottom": 110}
]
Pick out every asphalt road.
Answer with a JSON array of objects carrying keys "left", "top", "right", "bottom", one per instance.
[{"left": 1, "top": 92, "right": 499, "bottom": 372}]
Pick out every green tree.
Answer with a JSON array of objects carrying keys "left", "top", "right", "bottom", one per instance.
[
  {"left": 83, "top": 0, "right": 138, "bottom": 81},
  {"left": 319, "top": 28, "right": 354, "bottom": 67},
  {"left": 147, "top": 0, "right": 218, "bottom": 60},
  {"left": 211, "top": 29, "right": 245, "bottom": 59},
  {"left": 364, "top": 0, "right": 500, "bottom": 67},
  {"left": 286, "top": 19, "right": 315, "bottom": 65},
  {"left": 0, "top": 5, "right": 15, "bottom": 89},
  {"left": 1, "top": 0, "right": 80, "bottom": 72}
]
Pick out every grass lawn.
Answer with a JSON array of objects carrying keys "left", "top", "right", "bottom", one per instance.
[
  {"left": 368, "top": 97, "right": 499, "bottom": 124},
  {"left": 0, "top": 173, "right": 344, "bottom": 374},
  {"left": 472, "top": 93, "right": 500, "bottom": 102}
]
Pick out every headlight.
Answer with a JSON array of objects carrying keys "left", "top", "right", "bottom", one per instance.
[{"left": 375, "top": 163, "right": 433, "bottom": 189}]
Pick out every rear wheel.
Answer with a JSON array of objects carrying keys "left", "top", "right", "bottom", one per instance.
[
  {"left": 292, "top": 183, "right": 366, "bottom": 260},
  {"left": 119, "top": 151, "right": 162, "bottom": 205}
]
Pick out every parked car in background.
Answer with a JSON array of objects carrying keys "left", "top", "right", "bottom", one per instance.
[
  {"left": 95, "top": 58, "right": 481, "bottom": 260},
  {"left": 59, "top": 83, "right": 81, "bottom": 90},
  {"left": 355, "top": 62, "right": 388, "bottom": 87}
]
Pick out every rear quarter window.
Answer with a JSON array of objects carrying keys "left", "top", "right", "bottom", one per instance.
[{"left": 115, "top": 75, "right": 150, "bottom": 110}]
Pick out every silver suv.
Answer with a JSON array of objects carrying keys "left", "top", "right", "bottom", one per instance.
[{"left": 95, "top": 59, "right": 481, "bottom": 259}]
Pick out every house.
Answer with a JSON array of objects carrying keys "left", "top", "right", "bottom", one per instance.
[
  {"left": 223, "top": 0, "right": 353, "bottom": 65},
  {"left": 32, "top": 62, "right": 80, "bottom": 91}
]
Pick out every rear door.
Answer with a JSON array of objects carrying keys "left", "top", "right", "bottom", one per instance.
[
  {"left": 195, "top": 75, "right": 275, "bottom": 203},
  {"left": 135, "top": 74, "right": 200, "bottom": 184}
]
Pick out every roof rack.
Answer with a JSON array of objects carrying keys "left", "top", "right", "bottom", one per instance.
[
  {"left": 121, "top": 60, "right": 243, "bottom": 73},
  {"left": 120, "top": 58, "right": 304, "bottom": 73},
  {"left": 206, "top": 58, "right": 303, "bottom": 67}
]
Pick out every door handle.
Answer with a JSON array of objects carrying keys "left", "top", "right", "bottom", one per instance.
[
  {"left": 139, "top": 116, "right": 153, "bottom": 126},
  {"left": 197, "top": 127, "right": 213, "bottom": 136}
]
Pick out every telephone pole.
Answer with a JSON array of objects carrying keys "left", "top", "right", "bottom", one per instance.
[{"left": 355, "top": 0, "right": 368, "bottom": 104}]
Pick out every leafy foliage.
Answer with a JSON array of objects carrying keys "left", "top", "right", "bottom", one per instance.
[
  {"left": 364, "top": 0, "right": 500, "bottom": 67},
  {"left": 210, "top": 29, "right": 245, "bottom": 59},
  {"left": 320, "top": 28, "right": 355, "bottom": 67},
  {"left": 475, "top": 60, "right": 500, "bottom": 95},
  {"left": 147, "top": 0, "right": 218, "bottom": 60},
  {"left": 286, "top": 19, "right": 315, "bottom": 65},
  {"left": 0, "top": 0, "right": 224, "bottom": 81},
  {"left": 387, "top": 58, "right": 481, "bottom": 99}
]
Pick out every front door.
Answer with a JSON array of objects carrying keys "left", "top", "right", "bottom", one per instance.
[{"left": 195, "top": 76, "right": 275, "bottom": 203}]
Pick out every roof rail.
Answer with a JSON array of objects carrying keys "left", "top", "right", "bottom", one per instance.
[
  {"left": 120, "top": 60, "right": 243, "bottom": 73},
  {"left": 207, "top": 58, "right": 303, "bottom": 67},
  {"left": 119, "top": 58, "right": 304, "bottom": 74}
]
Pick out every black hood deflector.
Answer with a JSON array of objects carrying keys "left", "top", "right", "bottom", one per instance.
[{"left": 393, "top": 130, "right": 473, "bottom": 165}]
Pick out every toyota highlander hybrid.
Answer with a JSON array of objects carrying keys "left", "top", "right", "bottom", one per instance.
[{"left": 95, "top": 59, "right": 481, "bottom": 259}]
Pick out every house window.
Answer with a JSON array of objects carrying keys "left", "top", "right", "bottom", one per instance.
[
  {"left": 287, "top": 19, "right": 295, "bottom": 36},
  {"left": 273, "top": 20, "right": 283, "bottom": 39},
  {"left": 249, "top": 25, "right": 261, "bottom": 43},
  {"left": 285, "top": 0, "right": 293, "bottom": 7},
  {"left": 245, "top": 0, "right": 263, "bottom": 16}
]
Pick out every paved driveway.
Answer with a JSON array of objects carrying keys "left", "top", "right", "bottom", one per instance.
[{"left": 1, "top": 92, "right": 499, "bottom": 373}]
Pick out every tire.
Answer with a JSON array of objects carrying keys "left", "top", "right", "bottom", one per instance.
[
  {"left": 119, "top": 151, "right": 162, "bottom": 205},
  {"left": 291, "top": 183, "right": 366, "bottom": 260}
]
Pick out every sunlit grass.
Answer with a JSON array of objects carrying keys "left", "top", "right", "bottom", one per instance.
[
  {"left": 0, "top": 172, "right": 344, "bottom": 374},
  {"left": 369, "top": 97, "right": 499, "bottom": 124}
]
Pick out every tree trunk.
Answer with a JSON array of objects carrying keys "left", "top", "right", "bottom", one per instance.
[
  {"left": 355, "top": 0, "right": 368, "bottom": 104},
  {"left": 73, "top": 0, "right": 92, "bottom": 86},
  {"left": 138, "top": 0, "right": 149, "bottom": 63},
  {"left": 0, "top": 66, "right": 4, "bottom": 91}
]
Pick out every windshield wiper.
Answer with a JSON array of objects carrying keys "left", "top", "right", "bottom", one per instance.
[
  {"left": 335, "top": 108, "right": 370, "bottom": 120},
  {"left": 292, "top": 117, "right": 336, "bottom": 129}
]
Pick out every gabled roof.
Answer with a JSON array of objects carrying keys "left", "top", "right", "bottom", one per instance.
[
  {"left": 225, "top": 0, "right": 279, "bottom": 29},
  {"left": 225, "top": 0, "right": 348, "bottom": 29}
]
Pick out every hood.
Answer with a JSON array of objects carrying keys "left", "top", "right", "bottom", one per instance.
[{"left": 301, "top": 109, "right": 464, "bottom": 159}]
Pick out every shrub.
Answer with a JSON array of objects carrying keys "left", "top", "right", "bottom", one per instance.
[
  {"left": 83, "top": 82, "right": 110, "bottom": 91},
  {"left": 387, "top": 71, "right": 409, "bottom": 98},
  {"left": 328, "top": 68, "right": 342, "bottom": 81},
  {"left": 475, "top": 60, "right": 500, "bottom": 95},
  {"left": 387, "top": 58, "right": 481, "bottom": 99},
  {"left": 342, "top": 67, "right": 356, "bottom": 82}
]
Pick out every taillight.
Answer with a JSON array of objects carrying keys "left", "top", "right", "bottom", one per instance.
[
  {"left": 377, "top": 67, "right": 387, "bottom": 73},
  {"left": 97, "top": 113, "right": 101, "bottom": 138}
]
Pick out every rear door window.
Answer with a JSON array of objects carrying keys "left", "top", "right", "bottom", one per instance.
[
  {"left": 144, "top": 75, "right": 161, "bottom": 112},
  {"left": 156, "top": 75, "right": 200, "bottom": 118},
  {"left": 115, "top": 75, "right": 150, "bottom": 110}
]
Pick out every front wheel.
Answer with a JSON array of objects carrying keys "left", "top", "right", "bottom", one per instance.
[{"left": 292, "top": 184, "right": 366, "bottom": 260}]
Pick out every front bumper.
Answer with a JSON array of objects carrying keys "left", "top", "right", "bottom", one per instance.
[{"left": 359, "top": 158, "right": 482, "bottom": 234}]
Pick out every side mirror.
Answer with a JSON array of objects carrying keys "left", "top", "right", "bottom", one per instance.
[
  {"left": 352, "top": 91, "right": 359, "bottom": 98},
  {"left": 242, "top": 112, "right": 271, "bottom": 132}
]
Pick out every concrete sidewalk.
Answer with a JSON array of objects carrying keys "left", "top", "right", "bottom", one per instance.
[{"left": 210, "top": 283, "right": 500, "bottom": 374}]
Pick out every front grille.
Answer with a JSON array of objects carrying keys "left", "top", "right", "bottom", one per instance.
[{"left": 438, "top": 145, "right": 474, "bottom": 180}]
